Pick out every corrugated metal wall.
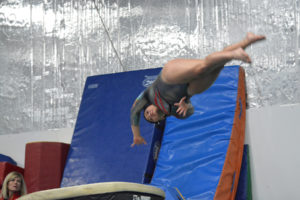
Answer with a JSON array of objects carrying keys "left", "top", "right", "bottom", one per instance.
[{"left": 0, "top": 0, "right": 299, "bottom": 134}]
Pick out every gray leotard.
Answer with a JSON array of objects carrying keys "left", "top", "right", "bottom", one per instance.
[{"left": 130, "top": 74, "right": 194, "bottom": 126}]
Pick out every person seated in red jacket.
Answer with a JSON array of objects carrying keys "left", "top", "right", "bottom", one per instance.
[{"left": 0, "top": 172, "right": 27, "bottom": 200}]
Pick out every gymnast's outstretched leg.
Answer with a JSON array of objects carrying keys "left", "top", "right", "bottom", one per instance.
[{"left": 161, "top": 32, "right": 265, "bottom": 95}]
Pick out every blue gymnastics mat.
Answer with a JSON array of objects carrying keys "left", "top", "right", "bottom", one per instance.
[
  {"left": 235, "top": 145, "right": 252, "bottom": 200},
  {"left": 0, "top": 154, "right": 16, "bottom": 165},
  {"left": 61, "top": 68, "right": 164, "bottom": 187},
  {"left": 151, "top": 66, "right": 246, "bottom": 200}
]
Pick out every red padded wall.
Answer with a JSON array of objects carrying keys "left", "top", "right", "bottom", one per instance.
[
  {"left": 24, "top": 142, "right": 70, "bottom": 193},
  {"left": 0, "top": 162, "right": 24, "bottom": 189}
]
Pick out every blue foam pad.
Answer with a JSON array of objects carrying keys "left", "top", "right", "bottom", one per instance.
[
  {"left": 235, "top": 145, "right": 251, "bottom": 200},
  {"left": 0, "top": 154, "right": 16, "bottom": 165},
  {"left": 61, "top": 68, "right": 164, "bottom": 187},
  {"left": 151, "top": 66, "right": 242, "bottom": 199}
]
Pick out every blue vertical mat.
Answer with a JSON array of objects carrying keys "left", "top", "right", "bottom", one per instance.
[
  {"left": 151, "top": 66, "right": 242, "bottom": 200},
  {"left": 235, "top": 145, "right": 251, "bottom": 200},
  {"left": 61, "top": 68, "right": 164, "bottom": 187}
]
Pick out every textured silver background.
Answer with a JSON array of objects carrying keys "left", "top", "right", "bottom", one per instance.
[{"left": 0, "top": 0, "right": 299, "bottom": 135}]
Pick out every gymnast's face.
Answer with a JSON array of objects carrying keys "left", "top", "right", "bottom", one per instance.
[{"left": 144, "top": 105, "right": 162, "bottom": 123}]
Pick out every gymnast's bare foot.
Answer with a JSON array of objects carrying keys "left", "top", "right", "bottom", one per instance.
[
  {"left": 246, "top": 32, "right": 266, "bottom": 44},
  {"left": 232, "top": 48, "right": 251, "bottom": 63}
]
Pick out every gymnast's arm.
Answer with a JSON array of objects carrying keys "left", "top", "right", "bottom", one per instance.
[{"left": 130, "top": 92, "right": 148, "bottom": 147}]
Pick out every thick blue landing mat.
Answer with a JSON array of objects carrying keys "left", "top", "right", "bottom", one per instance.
[
  {"left": 151, "top": 66, "right": 242, "bottom": 200},
  {"left": 61, "top": 68, "right": 164, "bottom": 187}
]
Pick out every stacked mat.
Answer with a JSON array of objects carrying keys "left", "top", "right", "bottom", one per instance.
[{"left": 151, "top": 65, "right": 246, "bottom": 200}]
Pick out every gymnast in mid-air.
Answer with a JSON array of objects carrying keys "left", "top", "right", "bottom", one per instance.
[{"left": 130, "top": 32, "right": 266, "bottom": 147}]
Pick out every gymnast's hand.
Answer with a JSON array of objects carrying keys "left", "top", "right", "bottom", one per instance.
[
  {"left": 131, "top": 135, "right": 147, "bottom": 147},
  {"left": 174, "top": 96, "right": 188, "bottom": 117}
]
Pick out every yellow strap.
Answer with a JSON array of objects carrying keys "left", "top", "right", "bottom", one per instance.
[{"left": 174, "top": 187, "right": 186, "bottom": 200}]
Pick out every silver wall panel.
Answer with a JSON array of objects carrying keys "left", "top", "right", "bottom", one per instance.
[{"left": 0, "top": 0, "right": 299, "bottom": 134}]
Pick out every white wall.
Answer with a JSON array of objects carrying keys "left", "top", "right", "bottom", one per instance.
[
  {"left": 0, "top": 128, "right": 73, "bottom": 167},
  {"left": 0, "top": 104, "right": 299, "bottom": 199},
  {"left": 245, "top": 104, "right": 300, "bottom": 200}
]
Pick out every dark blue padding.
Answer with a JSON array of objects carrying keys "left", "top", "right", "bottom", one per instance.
[
  {"left": 0, "top": 154, "right": 16, "bottom": 165},
  {"left": 235, "top": 145, "right": 250, "bottom": 200},
  {"left": 151, "top": 66, "right": 241, "bottom": 200},
  {"left": 61, "top": 68, "right": 164, "bottom": 187}
]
